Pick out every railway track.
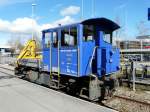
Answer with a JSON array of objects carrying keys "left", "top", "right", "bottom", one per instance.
[
  {"left": 105, "top": 94, "right": 150, "bottom": 112},
  {"left": 113, "top": 95, "right": 150, "bottom": 106}
]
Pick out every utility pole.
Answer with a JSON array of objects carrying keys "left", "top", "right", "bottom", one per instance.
[
  {"left": 92, "top": 0, "right": 95, "bottom": 18},
  {"left": 81, "top": 0, "right": 84, "bottom": 20},
  {"left": 32, "top": 3, "right": 36, "bottom": 40},
  {"left": 140, "top": 40, "right": 143, "bottom": 61},
  {"left": 131, "top": 61, "right": 136, "bottom": 91}
]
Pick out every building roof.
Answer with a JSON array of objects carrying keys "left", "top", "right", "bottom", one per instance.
[
  {"left": 0, "top": 45, "right": 11, "bottom": 49},
  {"left": 136, "top": 35, "right": 150, "bottom": 39}
]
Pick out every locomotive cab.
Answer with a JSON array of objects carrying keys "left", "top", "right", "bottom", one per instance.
[
  {"left": 80, "top": 18, "right": 120, "bottom": 77},
  {"left": 42, "top": 18, "right": 120, "bottom": 78},
  {"left": 41, "top": 18, "right": 120, "bottom": 100}
]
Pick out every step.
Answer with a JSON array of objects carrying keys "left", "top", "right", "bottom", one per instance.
[
  {"left": 50, "top": 84, "right": 65, "bottom": 90},
  {"left": 51, "top": 79, "right": 60, "bottom": 83},
  {"left": 52, "top": 72, "right": 60, "bottom": 76}
]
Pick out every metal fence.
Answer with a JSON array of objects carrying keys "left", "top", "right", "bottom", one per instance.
[
  {"left": 0, "top": 54, "right": 17, "bottom": 65},
  {"left": 121, "top": 62, "right": 150, "bottom": 79},
  {"left": 0, "top": 52, "right": 41, "bottom": 65}
]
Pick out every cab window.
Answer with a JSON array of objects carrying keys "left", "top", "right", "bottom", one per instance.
[
  {"left": 83, "top": 25, "right": 94, "bottom": 41},
  {"left": 103, "top": 32, "right": 112, "bottom": 44},
  {"left": 44, "top": 32, "right": 51, "bottom": 48},
  {"left": 61, "top": 27, "right": 77, "bottom": 47},
  {"left": 112, "top": 30, "right": 119, "bottom": 46},
  {"left": 52, "top": 32, "right": 58, "bottom": 47}
]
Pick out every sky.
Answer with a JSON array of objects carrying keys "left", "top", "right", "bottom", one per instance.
[{"left": 0, "top": 0, "right": 150, "bottom": 46}]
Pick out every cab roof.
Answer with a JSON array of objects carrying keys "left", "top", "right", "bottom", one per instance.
[
  {"left": 81, "top": 18, "right": 120, "bottom": 32},
  {"left": 43, "top": 17, "right": 120, "bottom": 32}
]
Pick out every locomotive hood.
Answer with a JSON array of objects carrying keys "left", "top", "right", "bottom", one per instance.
[{"left": 81, "top": 18, "right": 120, "bottom": 32}]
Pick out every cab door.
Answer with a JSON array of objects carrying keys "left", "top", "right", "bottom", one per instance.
[
  {"left": 60, "top": 26, "right": 78, "bottom": 76},
  {"left": 81, "top": 25, "right": 95, "bottom": 76},
  {"left": 42, "top": 31, "right": 51, "bottom": 71},
  {"left": 51, "top": 30, "right": 59, "bottom": 72}
]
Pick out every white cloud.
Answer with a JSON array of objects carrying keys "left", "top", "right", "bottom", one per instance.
[
  {"left": 12, "top": 18, "right": 38, "bottom": 33},
  {"left": 52, "top": 16, "right": 75, "bottom": 26},
  {"left": 60, "top": 6, "right": 80, "bottom": 16},
  {"left": 40, "top": 16, "right": 75, "bottom": 30},
  {"left": 0, "top": 19, "right": 11, "bottom": 32},
  {"left": 0, "top": 16, "right": 76, "bottom": 35},
  {"left": 0, "top": 17, "right": 39, "bottom": 34},
  {"left": 0, "top": 16, "right": 76, "bottom": 45}
]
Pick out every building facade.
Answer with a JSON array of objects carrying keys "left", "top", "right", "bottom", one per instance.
[{"left": 117, "top": 35, "right": 150, "bottom": 61}]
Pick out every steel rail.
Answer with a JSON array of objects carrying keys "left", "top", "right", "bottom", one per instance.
[{"left": 114, "top": 95, "right": 150, "bottom": 106}]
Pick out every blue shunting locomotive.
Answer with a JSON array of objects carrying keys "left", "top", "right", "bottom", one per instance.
[{"left": 16, "top": 17, "right": 120, "bottom": 101}]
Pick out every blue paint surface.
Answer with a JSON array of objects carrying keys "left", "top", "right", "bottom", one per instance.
[{"left": 42, "top": 18, "right": 120, "bottom": 78}]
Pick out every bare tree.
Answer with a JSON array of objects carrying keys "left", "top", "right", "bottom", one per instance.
[
  {"left": 33, "top": 32, "right": 42, "bottom": 51},
  {"left": 7, "top": 32, "right": 42, "bottom": 53},
  {"left": 114, "top": 15, "right": 128, "bottom": 48},
  {"left": 7, "top": 36, "right": 24, "bottom": 53}
]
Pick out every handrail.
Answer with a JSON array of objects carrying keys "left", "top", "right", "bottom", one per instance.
[
  {"left": 77, "top": 47, "right": 80, "bottom": 77},
  {"left": 89, "top": 46, "right": 98, "bottom": 73},
  {"left": 57, "top": 40, "right": 60, "bottom": 83},
  {"left": 50, "top": 41, "right": 52, "bottom": 79}
]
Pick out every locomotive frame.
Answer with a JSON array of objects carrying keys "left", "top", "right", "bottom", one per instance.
[{"left": 15, "top": 18, "right": 120, "bottom": 101}]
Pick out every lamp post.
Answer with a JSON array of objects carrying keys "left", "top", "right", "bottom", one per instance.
[
  {"left": 92, "top": 0, "right": 95, "bottom": 18},
  {"left": 32, "top": 3, "right": 36, "bottom": 40},
  {"left": 81, "top": 0, "right": 84, "bottom": 20},
  {"left": 140, "top": 40, "right": 143, "bottom": 61}
]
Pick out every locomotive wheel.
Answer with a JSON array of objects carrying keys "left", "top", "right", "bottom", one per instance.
[
  {"left": 99, "top": 85, "right": 112, "bottom": 101},
  {"left": 27, "top": 70, "right": 39, "bottom": 82},
  {"left": 66, "top": 82, "right": 78, "bottom": 96},
  {"left": 14, "top": 67, "right": 25, "bottom": 78},
  {"left": 105, "top": 78, "right": 118, "bottom": 99},
  {"left": 79, "top": 87, "right": 89, "bottom": 99}
]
